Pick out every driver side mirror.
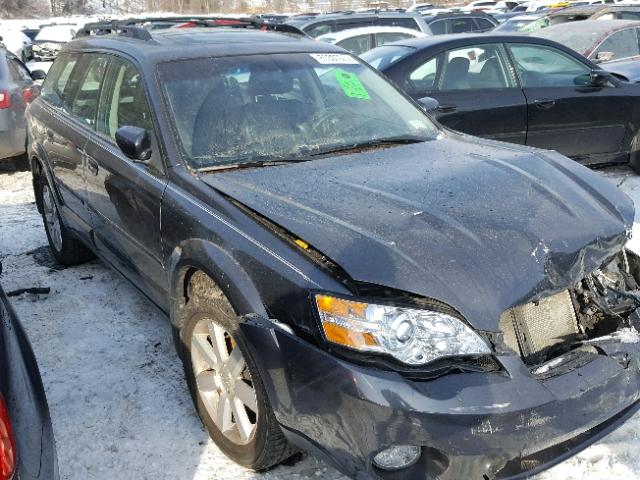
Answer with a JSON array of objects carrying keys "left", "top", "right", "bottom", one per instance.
[
  {"left": 115, "top": 126, "right": 152, "bottom": 163},
  {"left": 417, "top": 96, "right": 440, "bottom": 114},
  {"left": 31, "top": 70, "right": 46, "bottom": 81},
  {"left": 595, "top": 51, "right": 615, "bottom": 63},
  {"left": 574, "top": 70, "right": 612, "bottom": 88}
]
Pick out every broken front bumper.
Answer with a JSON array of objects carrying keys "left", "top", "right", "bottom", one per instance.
[{"left": 240, "top": 317, "right": 640, "bottom": 480}]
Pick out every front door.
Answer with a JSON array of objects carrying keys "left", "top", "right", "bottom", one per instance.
[
  {"left": 507, "top": 43, "right": 633, "bottom": 163},
  {"left": 405, "top": 43, "right": 527, "bottom": 144},
  {"left": 84, "top": 55, "right": 168, "bottom": 307}
]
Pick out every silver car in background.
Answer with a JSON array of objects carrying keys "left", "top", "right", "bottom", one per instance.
[{"left": 0, "top": 46, "right": 42, "bottom": 163}]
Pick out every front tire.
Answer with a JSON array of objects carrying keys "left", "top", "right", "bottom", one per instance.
[
  {"left": 37, "top": 175, "right": 93, "bottom": 265},
  {"left": 177, "top": 273, "right": 295, "bottom": 470}
]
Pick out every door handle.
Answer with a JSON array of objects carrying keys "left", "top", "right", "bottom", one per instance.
[
  {"left": 86, "top": 156, "right": 99, "bottom": 176},
  {"left": 533, "top": 99, "right": 556, "bottom": 109},
  {"left": 436, "top": 104, "right": 457, "bottom": 113}
]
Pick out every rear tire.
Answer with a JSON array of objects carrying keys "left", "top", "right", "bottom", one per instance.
[
  {"left": 176, "top": 272, "right": 295, "bottom": 470},
  {"left": 36, "top": 175, "right": 93, "bottom": 265}
]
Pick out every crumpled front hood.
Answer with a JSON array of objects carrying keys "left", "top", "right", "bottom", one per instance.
[{"left": 203, "top": 134, "right": 634, "bottom": 331}]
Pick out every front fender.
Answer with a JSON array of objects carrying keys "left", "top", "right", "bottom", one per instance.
[{"left": 167, "top": 238, "right": 268, "bottom": 328}]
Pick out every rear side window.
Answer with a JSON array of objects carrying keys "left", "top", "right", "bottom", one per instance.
[
  {"left": 379, "top": 17, "right": 419, "bottom": 30},
  {"left": 40, "top": 54, "right": 79, "bottom": 110},
  {"left": 97, "top": 57, "right": 153, "bottom": 140},
  {"left": 68, "top": 54, "right": 109, "bottom": 127}
]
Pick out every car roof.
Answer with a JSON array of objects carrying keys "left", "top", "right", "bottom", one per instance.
[
  {"left": 382, "top": 32, "right": 562, "bottom": 49},
  {"left": 62, "top": 27, "right": 345, "bottom": 64},
  {"left": 536, "top": 18, "right": 640, "bottom": 36},
  {"left": 317, "top": 25, "right": 425, "bottom": 41},
  {"left": 423, "top": 11, "right": 496, "bottom": 20},
  {"left": 285, "top": 12, "right": 423, "bottom": 27}
]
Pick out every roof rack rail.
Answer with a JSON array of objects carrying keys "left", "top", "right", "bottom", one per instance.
[
  {"left": 77, "top": 21, "right": 153, "bottom": 41},
  {"left": 109, "top": 16, "right": 307, "bottom": 36}
]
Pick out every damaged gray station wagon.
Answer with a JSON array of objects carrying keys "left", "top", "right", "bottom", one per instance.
[{"left": 26, "top": 23, "right": 640, "bottom": 480}]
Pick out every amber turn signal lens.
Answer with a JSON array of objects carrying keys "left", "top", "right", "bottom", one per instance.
[
  {"left": 322, "top": 322, "right": 378, "bottom": 349},
  {"left": 316, "top": 294, "right": 367, "bottom": 318}
]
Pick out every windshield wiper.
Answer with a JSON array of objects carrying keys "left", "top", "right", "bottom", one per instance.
[
  {"left": 197, "top": 157, "right": 309, "bottom": 173},
  {"left": 309, "top": 136, "right": 428, "bottom": 157}
]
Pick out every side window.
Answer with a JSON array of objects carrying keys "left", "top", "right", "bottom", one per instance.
[
  {"left": 508, "top": 44, "right": 590, "bottom": 87},
  {"left": 375, "top": 32, "right": 413, "bottom": 47},
  {"left": 407, "top": 56, "right": 440, "bottom": 94},
  {"left": 429, "top": 20, "right": 447, "bottom": 35},
  {"left": 594, "top": 29, "right": 640, "bottom": 61},
  {"left": 40, "top": 54, "right": 79, "bottom": 111},
  {"left": 305, "top": 22, "right": 334, "bottom": 38},
  {"left": 337, "top": 35, "right": 373, "bottom": 55},
  {"left": 379, "top": 17, "right": 419, "bottom": 30},
  {"left": 440, "top": 44, "right": 513, "bottom": 91},
  {"left": 335, "top": 18, "right": 374, "bottom": 32},
  {"left": 449, "top": 18, "right": 475, "bottom": 34},
  {"left": 68, "top": 55, "right": 109, "bottom": 127},
  {"left": 97, "top": 57, "right": 153, "bottom": 141},
  {"left": 473, "top": 18, "right": 496, "bottom": 32}
]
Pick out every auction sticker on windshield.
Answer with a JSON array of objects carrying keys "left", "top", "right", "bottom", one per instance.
[
  {"left": 334, "top": 68, "right": 370, "bottom": 100},
  {"left": 310, "top": 53, "right": 359, "bottom": 64}
]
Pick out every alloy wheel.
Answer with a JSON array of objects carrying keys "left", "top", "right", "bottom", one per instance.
[
  {"left": 190, "top": 318, "right": 258, "bottom": 445},
  {"left": 42, "top": 183, "right": 62, "bottom": 252}
]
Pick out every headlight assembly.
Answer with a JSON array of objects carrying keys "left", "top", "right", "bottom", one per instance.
[{"left": 315, "top": 294, "right": 491, "bottom": 366}]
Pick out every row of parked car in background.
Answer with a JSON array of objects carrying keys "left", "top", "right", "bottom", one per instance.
[
  {"left": 3, "top": 4, "right": 640, "bottom": 480},
  {"left": 5, "top": 2, "right": 640, "bottom": 168}
]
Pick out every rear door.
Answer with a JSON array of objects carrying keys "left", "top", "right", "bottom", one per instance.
[
  {"left": 398, "top": 43, "right": 527, "bottom": 143},
  {"left": 37, "top": 53, "right": 108, "bottom": 235},
  {"left": 507, "top": 42, "right": 632, "bottom": 162},
  {"left": 84, "top": 55, "right": 168, "bottom": 306}
]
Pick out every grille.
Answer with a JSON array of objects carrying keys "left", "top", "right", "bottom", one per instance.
[{"left": 500, "top": 290, "right": 579, "bottom": 363}]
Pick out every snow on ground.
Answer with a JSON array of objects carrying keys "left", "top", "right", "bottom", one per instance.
[{"left": 0, "top": 164, "right": 640, "bottom": 480}]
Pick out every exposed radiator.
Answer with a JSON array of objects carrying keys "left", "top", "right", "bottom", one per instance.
[{"left": 500, "top": 290, "right": 579, "bottom": 363}]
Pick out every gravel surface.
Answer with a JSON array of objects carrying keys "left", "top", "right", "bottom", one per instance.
[{"left": 1, "top": 164, "right": 639, "bottom": 480}]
